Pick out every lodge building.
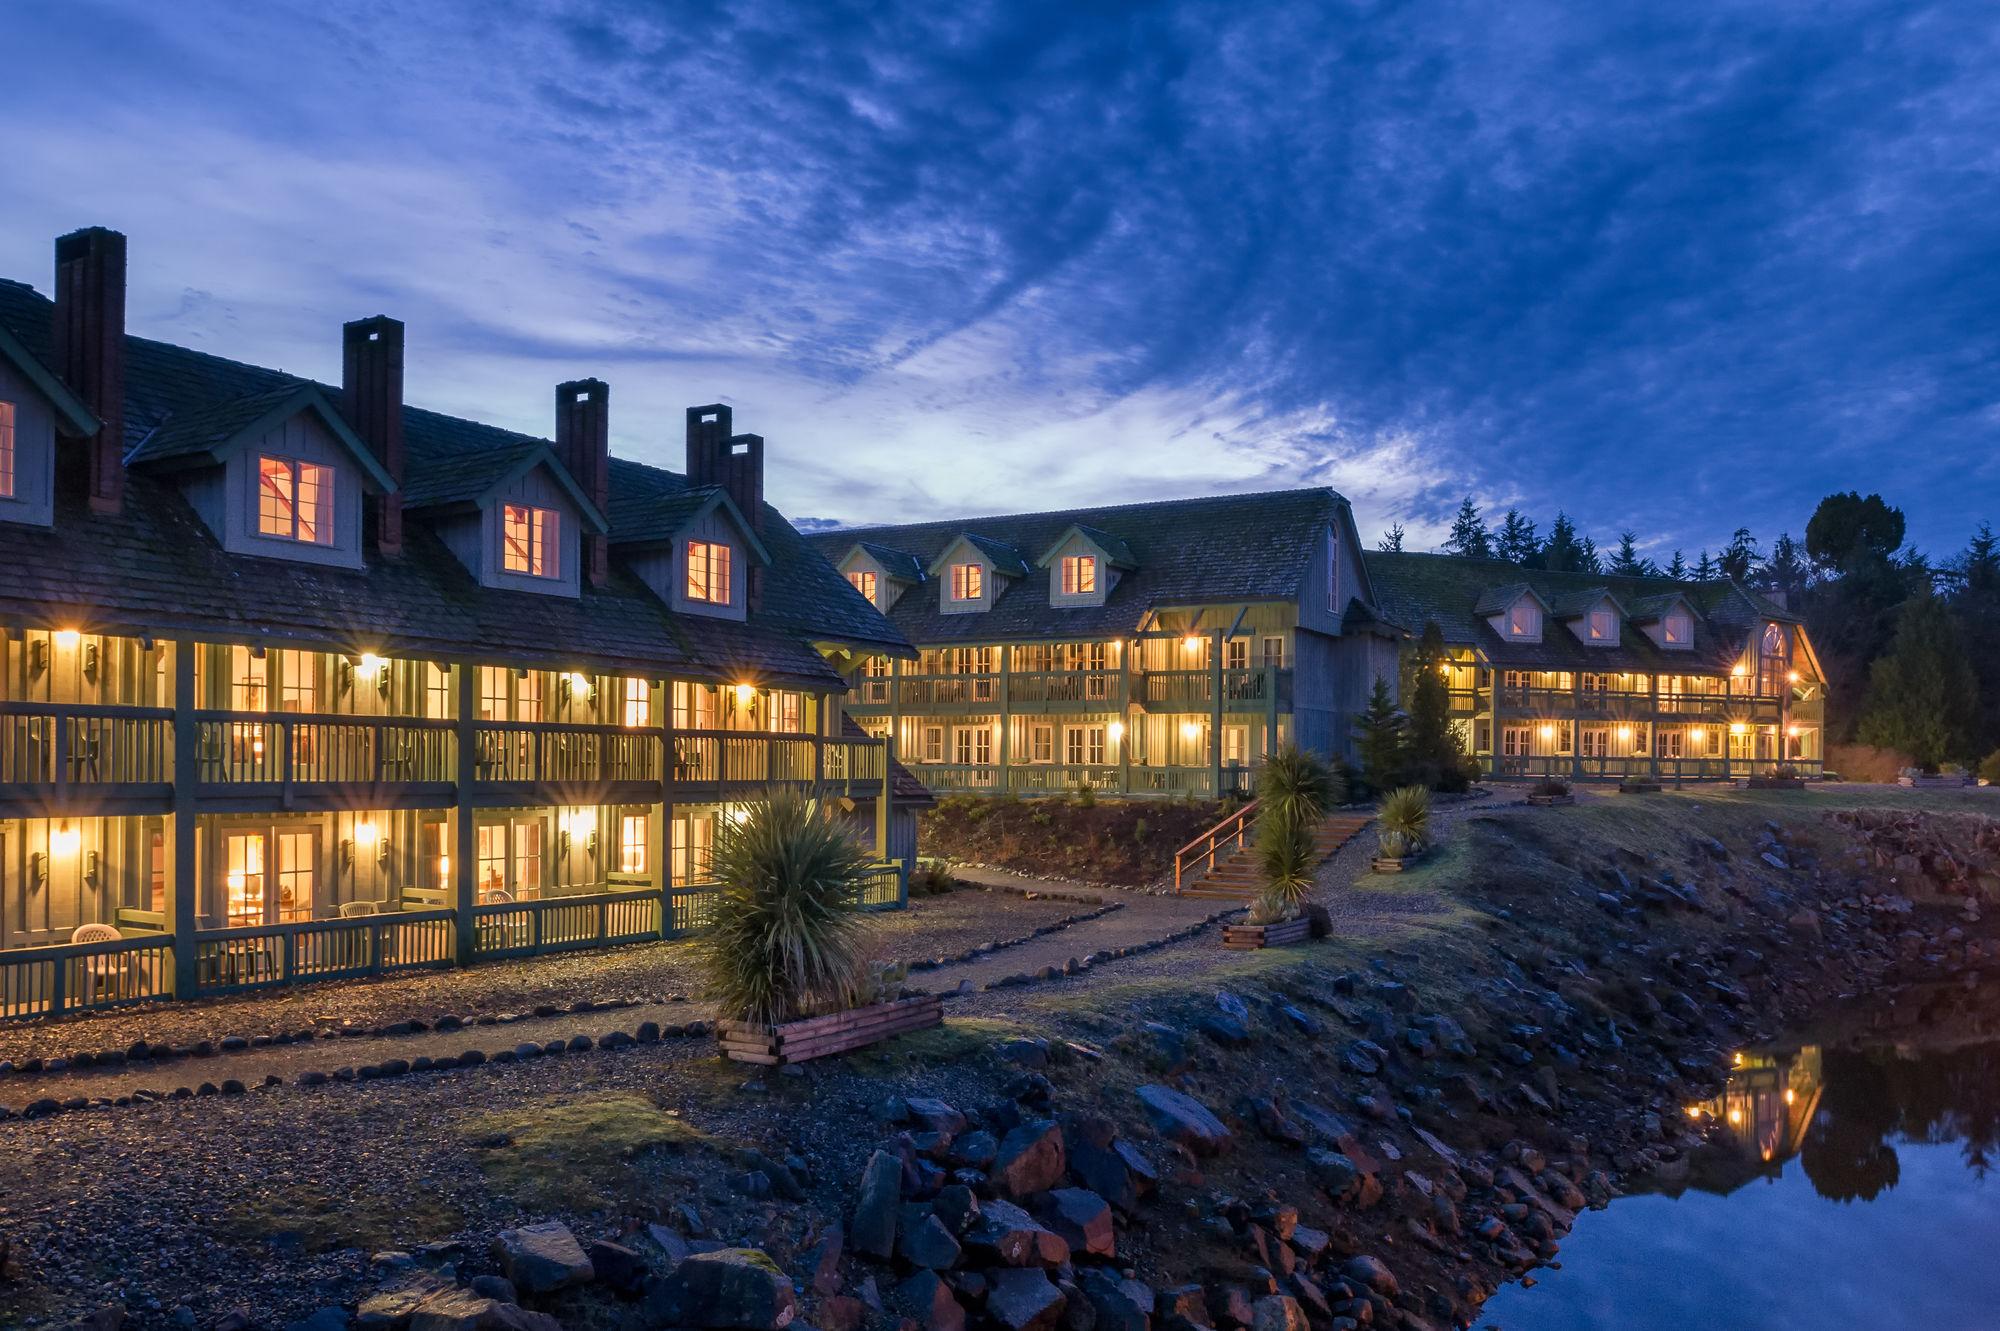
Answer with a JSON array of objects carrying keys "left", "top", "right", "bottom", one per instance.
[{"left": 0, "top": 228, "right": 915, "bottom": 1018}]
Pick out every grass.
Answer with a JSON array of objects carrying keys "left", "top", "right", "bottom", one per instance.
[
  {"left": 461, "top": 1092, "right": 712, "bottom": 1212},
  {"left": 217, "top": 1181, "right": 466, "bottom": 1254}
]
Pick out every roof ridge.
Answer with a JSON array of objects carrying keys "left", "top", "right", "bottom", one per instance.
[{"left": 824, "top": 484, "right": 1342, "bottom": 542}]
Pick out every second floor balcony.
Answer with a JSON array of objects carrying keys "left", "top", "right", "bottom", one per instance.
[{"left": 848, "top": 664, "right": 1292, "bottom": 715}]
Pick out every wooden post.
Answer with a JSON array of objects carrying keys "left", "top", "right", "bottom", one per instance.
[
  {"left": 1488, "top": 667, "right": 1504, "bottom": 782},
  {"left": 1209, "top": 629, "right": 1224, "bottom": 799},
  {"left": 1118, "top": 639, "right": 1132, "bottom": 796},
  {"left": 996, "top": 646, "right": 1012, "bottom": 794},
  {"left": 451, "top": 663, "right": 477, "bottom": 966},
  {"left": 657, "top": 689, "right": 673, "bottom": 942},
  {"left": 877, "top": 735, "right": 896, "bottom": 900},
  {"left": 889, "top": 656, "right": 903, "bottom": 779},
  {"left": 1265, "top": 638, "right": 1280, "bottom": 763},
  {"left": 1570, "top": 672, "right": 1583, "bottom": 783},
  {"left": 1648, "top": 674, "right": 1661, "bottom": 785},
  {"left": 169, "top": 637, "right": 199, "bottom": 998}
]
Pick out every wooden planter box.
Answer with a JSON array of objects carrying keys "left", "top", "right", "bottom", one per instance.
[
  {"left": 717, "top": 994, "right": 942, "bottom": 1066},
  {"left": 1222, "top": 916, "right": 1312, "bottom": 951},
  {"left": 1372, "top": 854, "right": 1421, "bottom": 873},
  {"left": 1746, "top": 777, "right": 1807, "bottom": 790},
  {"left": 1526, "top": 793, "right": 1575, "bottom": 807}
]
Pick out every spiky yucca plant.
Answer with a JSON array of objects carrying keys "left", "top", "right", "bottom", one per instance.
[
  {"left": 1376, "top": 785, "right": 1431, "bottom": 859},
  {"left": 1254, "top": 745, "right": 1338, "bottom": 922},
  {"left": 699, "top": 791, "right": 875, "bottom": 1026}
]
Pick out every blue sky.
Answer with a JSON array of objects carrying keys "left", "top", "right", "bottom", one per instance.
[{"left": 3, "top": 1, "right": 1995, "bottom": 559}]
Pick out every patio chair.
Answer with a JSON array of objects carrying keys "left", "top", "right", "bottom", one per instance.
[
  {"left": 71, "top": 922, "right": 140, "bottom": 1004},
  {"left": 337, "top": 900, "right": 381, "bottom": 918}
]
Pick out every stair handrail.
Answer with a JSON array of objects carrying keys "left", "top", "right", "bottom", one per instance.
[{"left": 1173, "top": 799, "right": 1260, "bottom": 894}]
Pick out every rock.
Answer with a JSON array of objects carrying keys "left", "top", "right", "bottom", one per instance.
[
  {"left": 988, "top": 1268, "right": 1068, "bottom": 1331},
  {"left": 805, "top": 1222, "right": 843, "bottom": 1294},
  {"left": 906, "top": 1096, "right": 969, "bottom": 1137},
  {"left": 1135, "top": 1085, "right": 1231, "bottom": 1155},
  {"left": 58, "top": 1309, "right": 127, "bottom": 1331},
  {"left": 965, "top": 1198, "right": 1071, "bottom": 1267},
  {"left": 648, "top": 1223, "right": 692, "bottom": 1266},
  {"left": 588, "top": 1238, "right": 650, "bottom": 1296},
  {"left": 818, "top": 1295, "right": 867, "bottom": 1331},
  {"left": 408, "top": 1290, "right": 560, "bottom": 1331},
  {"left": 1038, "top": 1188, "right": 1115, "bottom": 1258},
  {"left": 1215, "top": 991, "right": 1250, "bottom": 1021},
  {"left": 356, "top": 1276, "right": 454, "bottom": 1330},
  {"left": 951, "top": 1129, "right": 999, "bottom": 1169},
  {"left": 1078, "top": 1270, "right": 1152, "bottom": 1331},
  {"left": 900, "top": 1214, "right": 963, "bottom": 1269},
  {"left": 491, "top": 1221, "right": 594, "bottom": 1295},
  {"left": 1340, "top": 1256, "right": 1398, "bottom": 1298},
  {"left": 994, "top": 1120, "right": 1068, "bottom": 1197},
  {"left": 467, "top": 1276, "right": 517, "bottom": 1304},
  {"left": 1249, "top": 1297, "right": 1306, "bottom": 1331},
  {"left": 852, "top": 1149, "right": 903, "bottom": 1259},
  {"left": 1068, "top": 1137, "right": 1146, "bottom": 1215},
  {"left": 645, "top": 1248, "right": 798, "bottom": 1330},
  {"left": 1199, "top": 1014, "right": 1252, "bottom": 1047},
  {"left": 894, "top": 1271, "right": 967, "bottom": 1331}
]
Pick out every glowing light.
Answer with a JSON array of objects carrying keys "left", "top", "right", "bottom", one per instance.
[
  {"left": 1727, "top": 1108, "right": 1743, "bottom": 1125},
  {"left": 728, "top": 806, "right": 751, "bottom": 825},
  {"left": 1787, "top": 670, "right": 1801, "bottom": 684},
  {"left": 1731, "top": 663, "right": 1748, "bottom": 678},
  {"left": 353, "top": 821, "right": 379, "bottom": 847},
  {"left": 1729, "top": 722, "right": 1748, "bottom": 736},
  {"left": 1538, "top": 724, "right": 1555, "bottom": 740},
  {"left": 357, "top": 652, "right": 388, "bottom": 679},
  {"left": 563, "top": 811, "right": 597, "bottom": 839},
  {"left": 1107, "top": 722, "right": 1125, "bottom": 742},
  {"left": 1616, "top": 725, "right": 1632, "bottom": 742},
  {"left": 1784, "top": 1088, "right": 1797, "bottom": 1105},
  {"left": 1180, "top": 722, "right": 1202, "bottom": 740},
  {"left": 1182, "top": 635, "right": 1203, "bottom": 652},
  {"left": 734, "top": 683, "right": 757, "bottom": 705},
  {"left": 1690, "top": 727, "right": 1708, "bottom": 744},
  {"left": 1786, "top": 724, "right": 1801, "bottom": 738},
  {"left": 1438, "top": 662, "right": 1452, "bottom": 676},
  {"left": 1684, "top": 1105, "right": 1703, "bottom": 1119},
  {"left": 53, "top": 629, "right": 81, "bottom": 650},
  {"left": 1732, "top": 1051, "right": 1744, "bottom": 1066},
  {"left": 438, "top": 856, "right": 450, "bottom": 879},
  {"left": 50, "top": 825, "right": 81, "bottom": 857}
]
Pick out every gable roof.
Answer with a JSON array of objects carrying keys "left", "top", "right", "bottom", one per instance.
[
  {"left": 401, "top": 439, "right": 609, "bottom": 533},
  {"left": 1036, "top": 523, "right": 1138, "bottom": 571},
  {"left": 1625, "top": 591, "right": 1695, "bottom": 624},
  {"left": 606, "top": 484, "right": 770, "bottom": 565},
  {"left": 1547, "top": 586, "right": 1625, "bottom": 620},
  {"left": 844, "top": 541, "right": 927, "bottom": 585},
  {"left": 929, "top": 532, "right": 1031, "bottom": 580},
  {"left": 1366, "top": 551, "right": 1797, "bottom": 675},
  {"left": 128, "top": 381, "right": 399, "bottom": 492},
  {"left": 0, "top": 315, "right": 99, "bottom": 438},
  {"left": 0, "top": 274, "right": 908, "bottom": 682},
  {"left": 1471, "top": 582, "right": 1547, "bottom": 617},
  {"left": 808, "top": 488, "right": 1347, "bottom": 645}
]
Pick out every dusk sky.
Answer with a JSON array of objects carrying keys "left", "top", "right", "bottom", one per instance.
[{"left": 4, "top": 1, "right": 1995, "bottom": 561}]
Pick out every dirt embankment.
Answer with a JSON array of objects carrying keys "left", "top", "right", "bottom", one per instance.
[{"left": 920, "top": 794, "right": 1238, "bottom": 887}]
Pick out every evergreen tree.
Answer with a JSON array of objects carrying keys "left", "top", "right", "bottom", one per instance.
[
  {"left": 1442, "top": 498, "right": 1493, "bottom": 559},
  {"left": 1403, "top": 623, "right": 1468, "bottom": 792},
  {"left": 1693, "top": 549, "right": 1718, "bottom": 581},
  {"left": 1495, "top": 510, "right": 1538, "bottom": 565},
  {"left": 1797, "top": 492, "right": 1920, "bottom": 744},
  {"left": 1946, "top": 522, "right": 2000, "bottom": 753},
  {"left": 1718, "top": 528, "right": 1762, "bottom": 582},
  {"left": 1579, "top": 535, "right": 1602, "bottom": 576},
  {"left": 1857, "top": 591, "right": 1981, "bottom": 769},
  {"left": 1763, "top": 533, "right": 1809, "bottom": 604},
  {"left": 1378, "top": 522, "right": 1405, "bottom": 553},
  {"left": 1806, "top": 492, "right": 1906, "bottom": 572},
  {"left": 1608, "top": 532, "right": 1655, "bottom": 578},
  {"left": 1541, "top": 512, "right": 1587, "bottom": 573},
  {"left": 1666, "top": 550, "right": 1688, "bottom": 580},
  {"left": 1353, "top": 674, "right": 1407, "bottom": 795}
]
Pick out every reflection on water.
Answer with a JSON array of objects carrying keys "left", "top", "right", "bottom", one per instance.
[{"left": 1483, "top": 995, "right": 2000, "bottom": 1330}]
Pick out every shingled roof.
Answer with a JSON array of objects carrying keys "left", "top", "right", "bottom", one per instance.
[
  {"left": 1364, "top": 551, "right": 1796, "bottom": 675},
  {"left": 0, "top": 276, "right": 906, "bottom": 683},
  {"left": 809, "top": 488, "right": 1351, "bottom": 645}
]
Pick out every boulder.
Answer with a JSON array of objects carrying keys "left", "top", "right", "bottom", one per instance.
[
  {"left": 491, "top": 1221, "right": 594, "bottom": 1295},
  {"left": 467, "top": 1276, "right": 517, "bottom": 1304},
  {"left": 587, "top": 1238, "right": 650, "bottom": 1296},
  {"left": 1038, "top": 1188, "right": 1115, "bottom": 1258},
  {"left": 951, "top": 1129, "right": 1000, "bottom": 1169},
  {"left": 852, "top": 1149, "right": 903, "bottom": 1259},
  {"left": 1135, "top": 1086, "right": 1231, "bottom": 1155},
  {"left": 357, "top": 1276, "right": 454, "bottom": 1329},
  {"left": 906, "top": 1096, "right": 969, "bottom": 1137},
  {"left": 1068, "top": 1137, "right": 1144, "bottom": 1215},
  {"left": 408, "top": 1290, "right": 560, "bottom": 1331},
  {"left": 645, "top": 1248, "right": 798, "bottom": 1330},
  {"left": 1341, "top": 1255, "right": 1398, "bottom": 1298},
  {"left": 1199, "top": 1014, "right": 1251, "bottom": 1048},
  {"left": 964, "top": 1198, "right": 1071, "bottom": 1267},
  {"left": 900, "top": 1214, "right": 963, "bottom": 1270},
  {"left": 1078, "top": 1269, "right": 1152, "bottom": 1331},
  {"left": 993, "top": 1121, "right": 1067, "bottom": 1198},
  {"left": 1249, "top": 1297, "right": 1306, "bottom": 1331},
  {"left": 988, "top": 1268, "right": 1068, "bottom": 1331},
  {"left": 894, "top": 1271, "right": 967, "bottom": 1331}
]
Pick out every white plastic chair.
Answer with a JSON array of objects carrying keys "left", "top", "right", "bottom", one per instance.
[{"left": 70, "top": 922, "right": 130, "bottom": 1004}]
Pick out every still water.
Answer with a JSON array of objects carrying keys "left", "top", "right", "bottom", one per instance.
[{"left": 1482, "top": 987, "right": 2000, "bottom": 1331}]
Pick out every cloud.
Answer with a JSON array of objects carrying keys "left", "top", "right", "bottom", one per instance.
[{"left": 0, "top": 0, "right": 1994, "bottom": 559}]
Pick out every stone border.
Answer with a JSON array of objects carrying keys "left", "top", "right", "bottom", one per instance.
[
  {"left": 971, "top": 907, "right": 1241, "bottom": 992},
  {"left": 906, "top": 900, "right": 1125, "bottom": 974}
]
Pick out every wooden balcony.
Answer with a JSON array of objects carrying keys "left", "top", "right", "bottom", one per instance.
[
  {"left": 1136, "top": 668, "right": 1291, "bottom": 713},
  {"left": 847, "top": 667, "right": 1289, "bottom": 716},
  {"left": 194, "top": 713, "right": 458, "bottom": 811},
  {"left": 0, "top": 703, "right": 174, "bottom": 816},
  {"left": 909, "top": 761, "right": 1252, "bottom": 799}
]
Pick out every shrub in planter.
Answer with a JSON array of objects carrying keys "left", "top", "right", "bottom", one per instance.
[
  {"left": 1252, "top": 746, "right": 1339, "bottom": 923},
  {"left": 699, "top": 791, "right": 874, "bottom": 1027},
  {"left": 1376, "top": 785, "right": 1432, "bottom": 860}
]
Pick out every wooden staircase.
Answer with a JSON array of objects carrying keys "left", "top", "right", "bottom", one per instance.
[{"left": 1176, "top": 812, "right": 1373, "bottom": 901}]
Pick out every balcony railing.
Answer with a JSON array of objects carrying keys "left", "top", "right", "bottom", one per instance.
[
  {"left": 0, "top": 931, "right": 174, "bottom": 1020},
  {"left": 1005, "top": 671, "right": 1119, "bottom": 705},
  {"left": 1491, "top": 755, "right": 1821, "bottom": 783},
  {"left": 0, "top": 703, "right": 173, "bottom": 789},
  {"left": 471, "top": 722, "right": 660, "bottom": 786},
  {"left": 196, "top": 713, "right": 457, "bottom": 789},
  {"left": 1137, "top": 668, "right": 1289, "bottom": 709},
  {"left": 1005, "top": 763, "right": 1122, "bottom": 794}
]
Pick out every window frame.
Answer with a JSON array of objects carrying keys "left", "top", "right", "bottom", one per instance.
[
  {"left": 501, "top": 503, "right": 558, "bottom": 578},
  {"left": 622, "top": 678, "right": 652, "bottom": 728},
  {"left": 686, "top": 539, "right": 735, "bottom": 604},
  {"left": 256, "top": 454, "right": 334, "bottom": 546},
  {"left": 618, "top": 813, "right": 650, "bottom": 877},
  {"left": 1060, "top": 554, "right": 1097, "bottom": 596},
  {"left": 1507, "top": 602, "right": 1541, "bottom": 639},
  {"left": 1587, "top": 608, "right": 1616, "bottom": 642},
  {"left": 847, "top": 569, "right": 878, "bottom": 601},
  {"left": 1662, "top": 611, "right": 1692, "bottom": 647},
  {"left": 949, "top": 562, "right": 984, "bottom": 602},
  {"left": 0, "top": 399, "right": 14, "bottom": 499}
]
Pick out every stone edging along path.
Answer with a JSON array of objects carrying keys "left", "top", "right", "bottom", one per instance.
[{"left": 0, "top": 891, "right": 1134, "bottom": 1086}]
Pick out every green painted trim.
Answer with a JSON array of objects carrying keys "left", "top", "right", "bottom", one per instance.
[{"left": 0, "top": 321, "right": 100, "bottom": 438}]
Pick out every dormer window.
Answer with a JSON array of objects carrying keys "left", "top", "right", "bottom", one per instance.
[
  {"left": 502, "top": 503, "right": 558, "bottom": 577},
  {"left": 1587, "top": 608, "right": 1616, "bottom": 641},
  {"left": 1663, "top": 611, "right": 1692, "bottom": 646},
  {"left": 1507, "top": 603, "right": 1541, "bottom": 638},
  {"left": 1060, "top": 555, "right": 1096, "bottom": 595},
  {"left": 848, "top": 569, "right": 878, "bottom": 601},
  {"left": 950, "top": 563, "right": 983, "bottom": 601},
  {"left": 0, "top": 401, "right": 13, "bottom": 498},
  {"left": 257, "top": 456, "right": 332, "bottom": 545},
  {"left": 686, "top": 539, "right": 733, "bottom": 604}
]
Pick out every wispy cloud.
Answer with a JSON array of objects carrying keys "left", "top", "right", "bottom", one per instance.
[{"left": 2, "top": 0, "right": 1995, "bottom": 558}]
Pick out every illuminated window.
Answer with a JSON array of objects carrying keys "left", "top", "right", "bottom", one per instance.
[
  {"left": 0, "top": 400, "right": 13, "bottom": 498},
  {"left": 847, "top": 569, "right": 877, "bottom": 601},
  {"left": 1587, "top": 609, "right": 1616, "bottom": 641},
  {"left": 1060, "top": 555, "right": 1096, "bottom": 595},
  {"left": 1225, "top": 638, "right": 1249, "bottom": 670},
  {"left": 950, "top": 562, "right": 983, "bottom": 601},
  {"left": 954, "top": 725, "right": 994, "bottom": 765},
  {"left": 672, "top": 681, "right": 718, "bottom": 731},
  {"left": 257, "top": 456, "right": 332, "bottom": 544},
  {"left": 670, "top": 812, "right": 715, "bottom": 887},
  {"left": 1507, "top": 602, "right": 1541, "bottom": 638},
  {"left": 224, "top": 833, "right": 266, "bottom": 928},
  {"left": 620, "top": 814, "right": 649, "bottom": 875},
  {"left": 622, "top": 678, "right": 651, "bottom": 728},
  {"left": 476, "top": 819, "right": 544, "bottom": 900},
  {"left": 230, "top": 647, "right": 269, "bottom": 711},
  {"left": 518, "top": 672, "right": 544, "bottom": 722},
  {"left": 1029, "top": 724, "right": 1054, "bottom": 763},
  {"left": 920, "top": 726, "right": 945, "bottom": 762},
  {"left": 1663, "top": 611, "right": 1692, "bottom": 646},
  {"left": 768, "top": 691, "right": 803, "bottom": 733},
  {"left": 424, "top": 663, "right": 452, "bottom": 719},
  {"left": 501, "top": 504, "right": 557, "bottom": 577},
  {"left": 1223, "top": 725, "right": 1249, "bottom": 765},
  {"left": 686, "top": 540, "right": 733, "bottom": 603},
  {"left": 1064, "top": 724, "right": 1106, "bottom": 766},
  {"left": 275, "top": 831, "right": 314, "bottom": 922},
  {"left": 275, "top": 649, "right": 317, "bottom": 712}
]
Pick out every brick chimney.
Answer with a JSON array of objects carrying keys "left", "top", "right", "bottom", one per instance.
[
  {"left": 557, "top": 379, "right": 610, "bottom": 587},
  {"left": 343, "top": 316, "right": 405, "bottom": 556},
  {"left": 684, "top": 404, "right": 763, "bottom": 533},
  {"left": 52, "top": 227, "right": 127, "bottom": 515}
]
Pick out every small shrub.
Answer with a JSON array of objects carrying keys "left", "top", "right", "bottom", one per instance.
[
  {"left": 1132, "top": 817, "right": 1149, "bottom": 843},
  {"left": 1980, "top": 750, "right": 2000, "bottom": 786},
  {"left": 1074, "top": 786, "right": 1097, "bottom": 809},
  {"left": 1377, "top": 785, "right": 1431, "bottom": 858},
  {"left": 1377, "top": 828, "right": 1413, "bottom": 861},
  {"left": 1254, "top": 745, "right": 1337, "bottom": 921},
  {"left": 699, "top": 791, "right": 874, "bottom": 1026},
  {"left": 1531, "top": 775, "right": 1571, "bottom": 798},
  {"left": 910, "top": 860, "right": 957, "bottom": 896}
]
